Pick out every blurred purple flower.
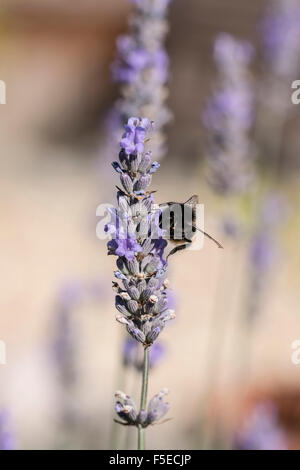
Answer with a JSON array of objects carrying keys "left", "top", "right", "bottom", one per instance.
[
  {"left": 250, "top": 193, "right": 289, "bottom": 272},
  {"left": 247, "top": 193, "right": 289, "bottom": 322},
  {"left": 214, "top": 33, "right": 254, "bottom": 69},
  {"left": 221, "top": 215, "right": 242, "bottom": 239},
  {"left": 261, "top": 0, "right": 300, "bottom": 79},
  {"left": 204, "top": 34, "right": 255, "bottom": 195},
  {"left": 235, "top": 402, "right": 287, "bottom": 450},
  {"left": 251, "top": 232, "right": 276, "bottom": 273},
  {"left": 0, "top": 410, "right": 16, "bottom": 450},
  {"left": 109, "top": 0, "right": 173, "bottom": 160}
]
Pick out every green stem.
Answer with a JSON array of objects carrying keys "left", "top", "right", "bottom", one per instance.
[{"left": 137, "top": 346, "right": 149, "bottom": 450}]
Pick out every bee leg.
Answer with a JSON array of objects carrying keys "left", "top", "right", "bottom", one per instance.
[{"left": 166, "top": 243, "right": 191, "bottom": 260}]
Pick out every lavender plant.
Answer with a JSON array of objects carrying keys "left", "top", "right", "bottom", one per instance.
[
  {"left": 111, "top": 0, "right": 173, "bottom": 159},
  {"left": 203, "top": 33, "right": 254, "bottom": 195},
  {"left": 106, "top": 117, "right": 174, "bottom": 449}
]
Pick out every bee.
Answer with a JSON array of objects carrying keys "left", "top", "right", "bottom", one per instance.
[{"left": 158, "top": 195, "right": 223, "bottom": 259}]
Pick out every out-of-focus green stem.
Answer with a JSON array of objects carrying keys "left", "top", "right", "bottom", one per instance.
[{"left": 137, "top": 346, "right": 149, "bottom": 450}]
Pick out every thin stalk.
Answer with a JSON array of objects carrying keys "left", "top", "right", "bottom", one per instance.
[
  {"left": 110, "top": 332, "right": 128, "bottom": 450},
  {"left": 137, "top": 346, "right": 150, "bottom": 450}
]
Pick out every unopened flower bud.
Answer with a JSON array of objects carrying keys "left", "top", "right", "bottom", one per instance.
[{"left": 149, "top": 294, "right": 158, "bottom": 304}]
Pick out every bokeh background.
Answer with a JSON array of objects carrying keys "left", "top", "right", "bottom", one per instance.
[{"left": 1, "top": 0, "right": 300, "bottom": 449}]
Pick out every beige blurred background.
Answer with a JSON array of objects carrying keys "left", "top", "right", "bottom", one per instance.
[{"left": 0, "top": 0, "right": 300, "bottom": 449}]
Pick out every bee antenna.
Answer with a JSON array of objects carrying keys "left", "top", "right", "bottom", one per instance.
[{"left": 196, "top": 227, "right": 223, "bottom": 249}]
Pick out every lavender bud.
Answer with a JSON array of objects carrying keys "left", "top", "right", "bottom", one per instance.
[
  {"left": 159, "top": 309, "right": 176, "bottom": 322},
  {"left": 130, "top": 154, "right": 142, "bottom": 172},
  {"left": 120, "top": 292, "right": 131, "bottom": 300},
  {"left": 149, "top": 294, "right": 159, "bottom": 304},
  {"left": 114, "top": 270, "right": 127, "bottom": 280},
  {"left": 146, "top": 326, "right": 162, "bottom": 344},
  {"left": 140, "top": 286, "right": 155, "bottom": 302},
  {"left": 119, "top": 149, "right": 129, "bottom": 169},
  {"left": 115, "top": 296, "right": 131, "bottom": 316},
  {"left": 117, "top": 258, "right": 130, "bottom": 275},
  {"left": 143, "top": 196, "right": 153, "bottom": 211},
  {"left": 153, "top": 296, "right": 168, "bottom": 313},
  {"left": 127, "top": 325, "right": 146, "bottom": 343},
  {"left": 115, "top": 390, "right": 128, "bottom": 400},
  {"left": 137, "top": 279, "right": 147, "bottom": 295},
  {"left": 121, "top": 173, "right": 134, "bottom": 194},
  {"left": 126, "top": 258, "right": 140, "bottom": 275},
  {"left": 127, "top": 299, "right": 139, "bottom": 314},
  {"left": 118, "top": 195, "right": 130, "bottom": 213},
  {"left": 148, "top": 277, "right": 159, "bottom": 289},
  {"left": 134, "top": 174, "right": 152, "bottom": 193},
  {"left": 137, "top": 218, "right": 150, "bottom": 239},
  {"left": 116, "top": 314, "right": 130, "bottom": 325},
  {"left": 138, "top": 152, "right": 152, "bottom": 173},
  {"left": 147, "top": 389, "right": 170, "bottom": 424},
  {"left": 149, "top": 161, "right": 160, "bottom": 174},
  {"left": 112, "top": 161, "right": 123, "bottom": 174},
  {"left": 145, "top": 257, "right": 161, "bottom": 274},
  {"left": 128, "top": 286, "right": 140, "bottom": 301}
]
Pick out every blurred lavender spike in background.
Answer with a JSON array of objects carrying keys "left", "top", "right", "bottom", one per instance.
[
  {"left": 261, "top": 0, "right": 300, "bottom": 80},
  {"left": 53, "top": 281, "right": 82, "bottom": 392},
  {"left": 247, "top": 193, "right": 289, "bottom": 322},
  {"left": 203, "top": 33, "right": 255, "bottom": 195},
  {"left": 0, "top": 409, "right": 16, "bottom": 450},
  {"left": 250, "top": 193, "right": 289, "bottom": 272},
  {"left": 234, "top": 402, "right": 288, "bottom": 450},
  {"left": 110, "top": 0, "right": 173, "bottom": 159}
]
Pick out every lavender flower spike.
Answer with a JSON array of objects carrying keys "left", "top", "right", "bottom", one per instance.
[
  {"left": 203, "top": 33, "right": 254, "bottom": 195},
  {"left": 111, "top": 0, "right": 173, "bottom": 159},
  {"left": 108, "top": 117, "right": 173, "bottom": 449}
]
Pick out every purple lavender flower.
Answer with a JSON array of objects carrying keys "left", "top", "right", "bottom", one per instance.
[
  {"left": 234, "top": 402, "right": 287, "bottom": 450},
  {"left": 108, "top": 236, "right": 143, "bottom": 261},
  {"left": 0, "top": 410, "right": 16, "bottom": 450},
  {"left": 204, "top": 34, "right": 255, "bottom": 195},
  {"left": 120, "top": 117, "right": 150, "bottom": 156},
  {"left": 109, "top": 118, "right": 174, "bottom": 442},
  {"left": 108, "top": 117, "right": 175, "bottom": 347}
]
